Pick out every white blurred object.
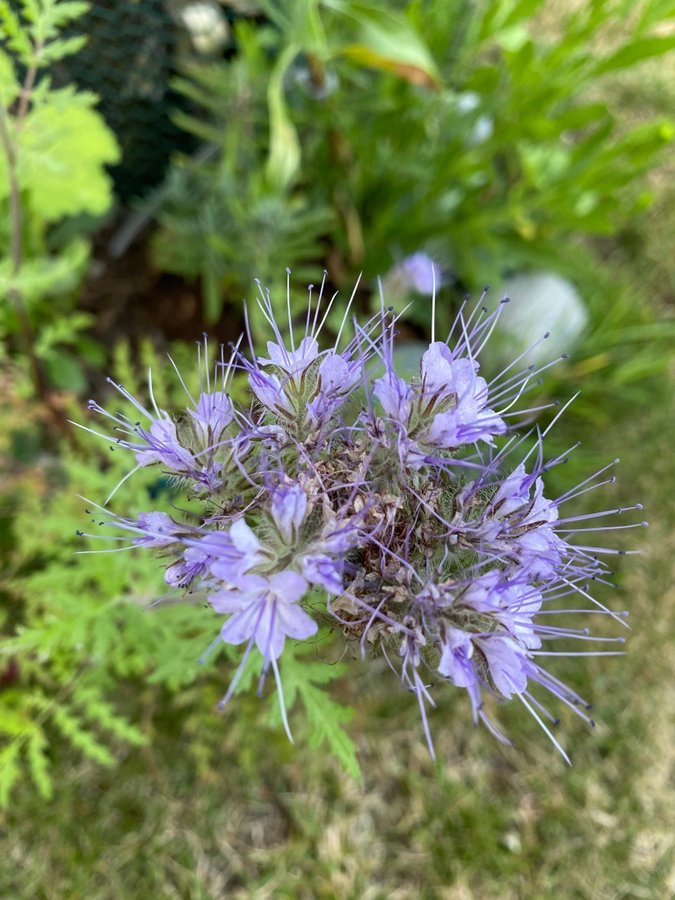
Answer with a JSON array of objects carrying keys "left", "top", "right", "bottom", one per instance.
[
  {"left": 181, "top": 2, "right": 229, "bottom": 55},
  {"left": 496, "top": 271, "right": 589, "bottom": 365},
  {"left": 293, "top": 64, "right": 339, "bottom": 99},
  {"left": 456, "top": 91, "right": 493, "bottom": 145}
]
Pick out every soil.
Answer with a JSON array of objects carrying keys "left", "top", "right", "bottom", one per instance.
[{"left": 80, "top": 222, "right": 244, "bottom": 354}]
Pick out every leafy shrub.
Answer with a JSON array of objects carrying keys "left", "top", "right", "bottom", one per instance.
[
  {"left": 152, "top": 0, "right": 675, "bottom": 325},
  {"left": 0, "top": 0, "right": 120, "bottom": 391}
]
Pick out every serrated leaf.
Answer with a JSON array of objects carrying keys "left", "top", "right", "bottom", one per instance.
[
  {"left": 78, "top": 691, "right": 148, "bottom": 747},
  {"left": 0, "top": 4, "right": 32, "bottom": 60},
  {"left": 0, "top": 92, "right": 120, "bottom": 221},
  {"left": 0, "top": 48, "right": 20, "bottom": 104},
  {"left": 0, "top": 237, "right": 89, "bottom": 302},
  {"left": 301, "top": 679, "right": 360, "bottom": 779},
  {"left": 38, "top": 34, "right": 87, "bottom": 65},
  {"left": 48, "top": 1, "right": 91, "bottom": 27},
  {"left": 0, "top": 744, "right": 21, "bottom": 808},
  {"left": 27, "top": 730, "right": 53, "bottom": 800},
  {"left": 277, "top": 642, "right": 361, "bottom": 779},
  {"left": 51, "top": 707, "right": 116, "bottom": 767}
]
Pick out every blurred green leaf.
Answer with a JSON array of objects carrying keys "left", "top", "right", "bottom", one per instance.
[
  {"left": 329, "top": 0, "right": 440, "bottom": 87},
  {"left": 593, "top": 35, "right": 675, "bottom": 75},
  {"left": 277, "top": 638, "right": 360, "bottom": 779},
  {"left": 0, "top": 91, "right": 119, "bottom": 222},
  {"left": 265, "top": 43, "right": 301, "bottom": 189},
  {"left": 0, "top": 3, "right": 32, "bottom": 60},
  {"left": 0, "top": 48, "right": 20, "bottom": 104},
  {"left": 42, "top": 349, "right": 87, "bottom": 391},
  {"left": 0, "top": 238, "right": 88, "bottom": 302}
]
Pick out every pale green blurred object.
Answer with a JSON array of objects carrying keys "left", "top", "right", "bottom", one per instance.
[{"left": 493, "top": 271, "right": 589, "bottom": 366}]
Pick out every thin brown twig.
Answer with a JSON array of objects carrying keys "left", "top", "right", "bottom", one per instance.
[{"left": 0, "top": 39, "right": 64, "bottom": 429}]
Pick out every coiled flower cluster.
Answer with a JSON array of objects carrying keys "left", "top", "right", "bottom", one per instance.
[{"left": 77, "top": 273, "right": 642, "bottom": 760}]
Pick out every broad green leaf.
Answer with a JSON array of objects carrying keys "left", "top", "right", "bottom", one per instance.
[
  {"left": 0, "top": 92, "right": 120, "bottom": 221},
  {"left": 501, "top": 0, "right": 547, "bottom": 29},
  {"left": 328, "top": 0, "right": 440, "bottom": 88},
  {"left": 554, "top": 102, "right": 608, "bottom": 131},
  {"left": 265, "top": 44, "right": 301, "bottom": 189}
]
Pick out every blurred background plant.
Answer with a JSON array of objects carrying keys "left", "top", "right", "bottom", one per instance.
[
  {"left": 0, "top": 0, "right": 119, "bottom": 399},
  {"left": 1, "top": 0, "right": 675, "bottom": 896},
  {"left": 146, "top": 0, "right": 675, "bottom": 418}
]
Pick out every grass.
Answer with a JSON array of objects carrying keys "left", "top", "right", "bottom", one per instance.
[{"left": 2, "top": 365, "right": 674, "bottom": 900}]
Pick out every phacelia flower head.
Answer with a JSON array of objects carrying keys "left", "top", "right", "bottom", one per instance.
[{"left": 76, "top": 267, "right": 643, "bottom": 762}]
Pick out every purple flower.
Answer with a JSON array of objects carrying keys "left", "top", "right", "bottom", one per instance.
[
  {"left": 470, "top": 464, "right": 568, "bottom": 578},
  {"left": 134, "top": 417, "right": 196, "bottom": 471},
  {"left": 372, "top": 369, "right": 413, "bottom": 423},
  {"left": 249, "top": 368, "right": 294, "bottom": 417},
  {"left": 270, "top": 482, "right": 308, "bottom": 544},
  {"left": 206, "top": 519, "right": 269, "bottom": 583},
  {"left": 169, "top": 531, "right": 242, "bottom": 589},
  {"left": 370, "top": 340, "right": 505, "bottom": 469},
  {"left": 459, "top": 571, "right": 543, "bottom": 650},
  {"left": 436, "top": 572, "right": 538, "bottom": 699},
  {"left": 420, "top": 342, "right": 506, "bottom": 449},
  {"left": 188, "top": 391, "right": 234, "bottom": 445},
  {"left": 307, "top": 353, "right": 363, "bottom": 430},
  {"left": 301, "top": 553, "right": 344, "bottom": 595},
  {"left": 79, "top": 273, "right": 637, "bottom": 762},
  {"left": 132, "top": 512, "right": 190, "bottom": 547},
  {"left": 258, "top": 336, "right": 319, "bottom": 376},
  {"left": 211, "top": 571, "right": 317, "bottom": 660},
  {"left": 78, "top": 339, "right": 243, "bottom": 499},
  {"left": 400, "top": 253, "right": 438, "bottom": 295}
]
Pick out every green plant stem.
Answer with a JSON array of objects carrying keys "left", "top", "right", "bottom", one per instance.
[
  {"left": 0, "top": 104, "right": 52, "bottom": 408},
  {"left": 0, "top": 44, "right": 61, "bottom": 423},
  {"left": 16, "top": 49, "right": 40, "bottom": 127},
  {"left": 306, "top": 52, "right": 364, "bottom": 269}
]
